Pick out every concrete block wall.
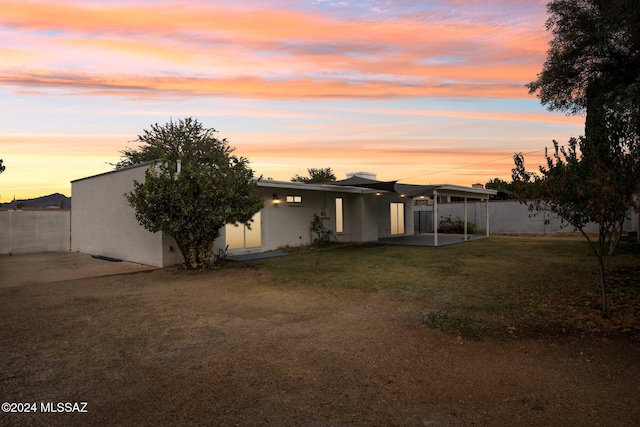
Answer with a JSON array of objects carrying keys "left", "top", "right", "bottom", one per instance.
[
  {"left": 424, "top": 200, "right": 634, "bottom": 235},
  {"left": 0, "top": 210, "right": 70, "bottom": 254}
]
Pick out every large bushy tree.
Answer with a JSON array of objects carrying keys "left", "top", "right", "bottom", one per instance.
[{"left": 124, "top": 118, "right": 263, "bottom": 269}]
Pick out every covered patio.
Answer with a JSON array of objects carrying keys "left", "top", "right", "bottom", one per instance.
[{"left": 335, "top": 176, "right": 497, "bottom": 246}]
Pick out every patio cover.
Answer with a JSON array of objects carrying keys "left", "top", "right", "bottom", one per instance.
[
  {"left": 334, "top": 177, "right": 495, "bottom": 200},
  {"left": 333, "top": 176, "right": 398, "bottom": 192}
]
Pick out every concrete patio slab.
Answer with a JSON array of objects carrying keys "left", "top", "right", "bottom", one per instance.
[
  {"left": 228, "top": 250, "right": 289, "bottom": 262},
  {"left": 377, "top": 233, "right": 487, "bottom": 247}
]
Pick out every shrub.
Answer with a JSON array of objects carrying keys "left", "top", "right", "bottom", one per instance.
[{"left": 439, "top": 215, "right": 475, "bottom": 234}]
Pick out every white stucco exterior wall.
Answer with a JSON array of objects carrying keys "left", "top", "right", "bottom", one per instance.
[
  {"left": 71, "top": 163, "right": 178, "bottom": 267},
  {"left": 215, "top": 183, "right": 402, "bottom": 256},
  {"left": 218, "top": 185, "right": 382, "bottom": 255}
]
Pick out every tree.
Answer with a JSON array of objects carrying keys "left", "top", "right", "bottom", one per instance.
[
  {"left": 0, "top": 159, "right": 5, "bottom": 175},
  {"left": 527, "top": 0, "right": 640, "bottom": 140},
  {"left": 485, "top": 178, "right": 516, "bottom": 199},
  {"left": 291, "top": 167, "right": 336, "bottom": 183},
  {"left": 513, "top": 135, "right": 638, "bottom": 316},
  {"left": 124, "top": 118, "right": 263, "bottom": 269}
]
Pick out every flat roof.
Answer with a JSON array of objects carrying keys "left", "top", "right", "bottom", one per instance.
[{"left": 71, "top": 163, "right": 497, "bottom": 199}]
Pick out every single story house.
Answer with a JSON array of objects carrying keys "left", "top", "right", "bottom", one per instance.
[{"left": 71, "top": 165, "right": 495, "bottom": 267}]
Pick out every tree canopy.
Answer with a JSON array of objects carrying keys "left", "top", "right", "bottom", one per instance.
[
  {"left": 291, "top": 168, "right": 336, "bottom": 183},
  {"left": 527, "top": 0, "right": 640, "bottom": 139},
  {"left": 115, "top": 117, "right": 231, "bottom": 169},
  {"left": 484, "top": 178, "right": 517, "bottom": 199},
  {"left": 124, "top": 118, "right": 263, "bottom": 269},
  {"left": 0, "top": 159, "right": 5, "bottom": 175}
]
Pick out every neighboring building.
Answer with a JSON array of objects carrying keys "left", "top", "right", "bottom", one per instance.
[{"left": 71, "top": 164, "right": 495, "bottom": 267}]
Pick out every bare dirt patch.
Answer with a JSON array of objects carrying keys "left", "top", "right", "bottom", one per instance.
[{"left": 1, "top": 253, "right": 639, "bottom": 426}]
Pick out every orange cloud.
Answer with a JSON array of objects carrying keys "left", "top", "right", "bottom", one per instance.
[{"left": 0, "top": 71, "right": 534, "bottom": 100}]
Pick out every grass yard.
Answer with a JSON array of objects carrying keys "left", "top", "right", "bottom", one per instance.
[
  {"left": 258, "top": 236, "right": 640, "bottom": 340},
  {"left": 2, "top": 236, "right": 640, "bottom": 426}
]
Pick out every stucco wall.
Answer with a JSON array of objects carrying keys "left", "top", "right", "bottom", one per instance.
[
  {"left": 226, "top": 186, "right": 375, "bottom": 254},
  {"left": 344, "top": 193, "right": 376, "bottom": 242},
  {"left": 71, "top": 164, "right": 178, "bottom": 267},
  {"left": 0, "top": 210, "right": 70, "bottom": 254},
  {"left": 215, "top": 185, "right": 400, "bottom": 255}
]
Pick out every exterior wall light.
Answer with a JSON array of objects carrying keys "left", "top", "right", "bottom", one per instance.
[{"left": 273, "top": 194, "right": 281, "bottom": 204}]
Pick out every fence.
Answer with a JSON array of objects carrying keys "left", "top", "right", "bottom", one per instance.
[
  {"left": 414, "top": 210, "right": 434, "bottom": 233},
  {"left": 414, "top": 200, "right": 637, "bottom": 235},
  {"left": 0, "top": 210, "right": 71, "bottom": 254}
]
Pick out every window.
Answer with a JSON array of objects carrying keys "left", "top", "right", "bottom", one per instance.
[
  {"left": 335, "top": 197, "right": 344, "bottom": 233},
  {"left": 390, "top": 202, "right": 405, "bottom": 235},
  {"left": 225, "top": 211, "right": 262, "bottom": 249},
  {"left": 286, "top": 195, "right": 302, "bottom": 204}
]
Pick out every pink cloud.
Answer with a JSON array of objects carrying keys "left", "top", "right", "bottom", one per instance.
[{"left": 0, "top": 0, "right": 549, "bottom": 100}]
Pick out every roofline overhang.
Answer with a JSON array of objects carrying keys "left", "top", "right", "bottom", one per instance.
[
  {"left": 256, "top": 179, "right": 379, "bottom": 194},
  {"left": 71, "top": 164, "right": 498, "bottom": 199},
  {"left": 432, "top": 184, "right": 498, "bottom": 198},
  {"left": 394, "top": 183, "right": 497, "bottom": 199}
]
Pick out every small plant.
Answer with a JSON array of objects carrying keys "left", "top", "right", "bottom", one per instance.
[
  {"left": 213, "top": 245, "right": 230, "bottom": 263},
  {"left": 438, "top": 215, "right": 475, "bottom": 234},
  {"left": 310, "top": 213, "right": 334, "bottom": 245}
]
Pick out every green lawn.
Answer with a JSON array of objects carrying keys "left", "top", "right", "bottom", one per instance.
[{"left": 249, "top": 236, "right": 640, "bottom": 340}]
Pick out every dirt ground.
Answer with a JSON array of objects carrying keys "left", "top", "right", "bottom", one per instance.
[{"left": 1, "top": 253, "right": 639, "bottom": 426}]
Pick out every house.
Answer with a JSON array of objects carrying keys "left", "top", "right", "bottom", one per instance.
[{"left": 70, "top": 164, "right": 496, "bottom": 267}]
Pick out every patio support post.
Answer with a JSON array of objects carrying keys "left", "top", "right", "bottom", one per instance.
[
  {"left": 464, "top": 197, "right": 468, "bottom": 241},
  {"left": 485, "top": 197, "right": 490, "bottom": 237},
  {"left": 433, "top": 190, "right": 438, "bottom": 247}
]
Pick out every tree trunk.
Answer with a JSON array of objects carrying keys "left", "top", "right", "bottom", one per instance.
[
  {"left": 608, "top": 219, "right": 624, "bottom": 256},
  {"left": 598, "top": 253, "right": 607, "bottom": 317},
  {"left": 597, "top": 229, "right": 608, "bottom": 317},
  {"left": 175, "top": 237, "right": 196, "bottom": 270},
  {"left": 584, "top": 79, "right": 607, "bottom": 146}
]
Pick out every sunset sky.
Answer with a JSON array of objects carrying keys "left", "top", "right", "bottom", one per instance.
[{"left": 0, "top": 0, "right": 584, "bottom": 200}]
